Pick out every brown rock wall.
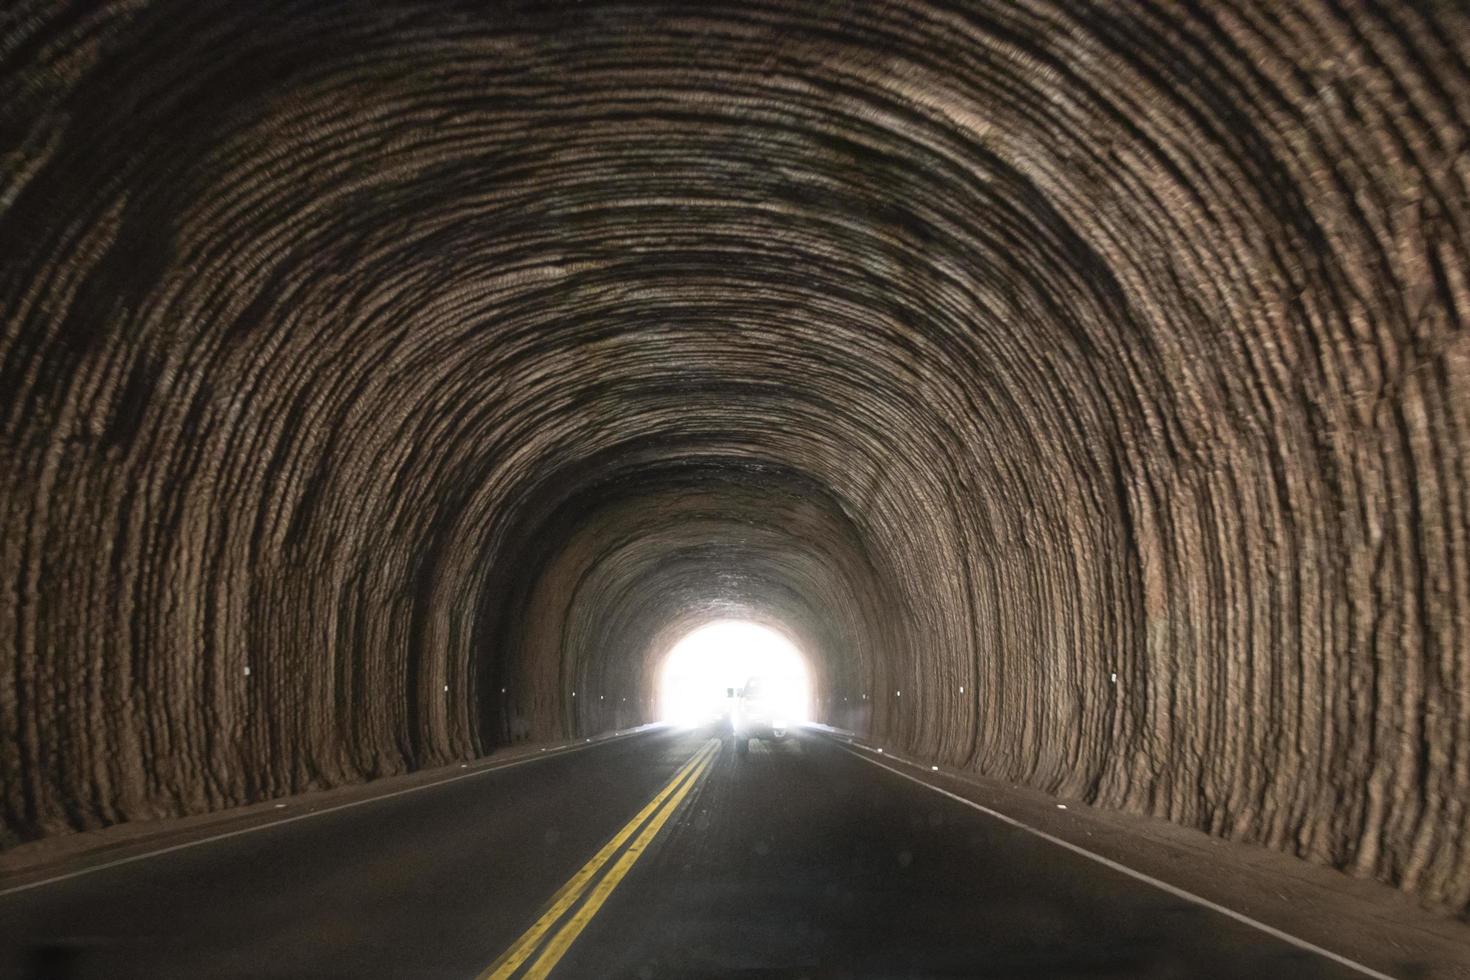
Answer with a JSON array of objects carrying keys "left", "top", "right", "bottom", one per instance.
[{"left": 1, "top": 0, "right": 1467, "bottom": 913}]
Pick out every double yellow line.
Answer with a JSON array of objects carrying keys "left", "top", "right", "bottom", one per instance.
[{"left": 480, "top": 738, "right": 721, "bottom": 979}]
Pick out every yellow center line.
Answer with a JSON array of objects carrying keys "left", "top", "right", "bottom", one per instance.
[
  {"left": 521, "top": 739, "right": 719, "bottom": 978},
  {"left": 479, "top": 739, "right": 719, "bottom": 980}
]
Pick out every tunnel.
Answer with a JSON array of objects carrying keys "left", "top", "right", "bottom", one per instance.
[{"left": 1, "top": 1, "right": 1469, "bottom": 976}]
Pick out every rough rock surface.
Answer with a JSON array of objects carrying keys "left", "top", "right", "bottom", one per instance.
[{"left": 1, "top": 0, "right": 1468, "bottom": 915}]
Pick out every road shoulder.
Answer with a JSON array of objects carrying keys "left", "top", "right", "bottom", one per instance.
[
  {"left": 0, "top": 725, "right": 664, "bottom": 895},
  {"left": 812, "top": 726, "right": 1470, "bottom": 980}
]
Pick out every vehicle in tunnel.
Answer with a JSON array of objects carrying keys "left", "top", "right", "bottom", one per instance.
[{"left": 731, "top": 676, "right": 789, "bottom": 755}]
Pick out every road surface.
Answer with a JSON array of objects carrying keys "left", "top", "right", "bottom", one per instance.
[{"left": 0, "top": 728, "right": 1367, "bottom": 978}]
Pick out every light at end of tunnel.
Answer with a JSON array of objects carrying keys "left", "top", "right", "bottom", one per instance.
[{"left": 659, "top": 620, "right": 811, "bottom": 727}]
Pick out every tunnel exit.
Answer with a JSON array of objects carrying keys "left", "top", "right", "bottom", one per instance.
[{"left": 657, "top": 620, "right": 811, "bottom": 728}]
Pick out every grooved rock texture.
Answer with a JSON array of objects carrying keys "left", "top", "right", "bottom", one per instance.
[{"left": 2, "top": 0, "right": 1468, "bottom": 914}]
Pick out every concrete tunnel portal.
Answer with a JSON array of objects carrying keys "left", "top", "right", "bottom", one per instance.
[{"left": 1, "top": 0, "right": 1469, "bottom": 959}]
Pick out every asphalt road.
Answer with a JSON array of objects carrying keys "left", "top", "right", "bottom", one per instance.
[{"left": 0, "top": 727, "right": 1367, "bottom": 979}]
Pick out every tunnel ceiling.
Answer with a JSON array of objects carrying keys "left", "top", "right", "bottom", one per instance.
[{"left": 3, "top": 0, "right": 1469, "bottom": 915}]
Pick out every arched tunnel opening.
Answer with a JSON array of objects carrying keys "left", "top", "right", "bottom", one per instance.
[
  {"left": 658, "top": 620, "right": 812, "bottom": 728},
  {"left": 1, "top": 1, "right": 1469, "bottom": 976}
]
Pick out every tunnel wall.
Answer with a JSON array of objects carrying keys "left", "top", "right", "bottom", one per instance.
[{"left": 1, "top": 1, "right": 1468, "bottom": 915}]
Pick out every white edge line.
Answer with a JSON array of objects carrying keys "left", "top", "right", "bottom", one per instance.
[
  {"left": 0, "top": 724, "right": 668, "bottom": 899},
  {"left": 834, "top": 739, "right": 1398, "bottom": 980}
]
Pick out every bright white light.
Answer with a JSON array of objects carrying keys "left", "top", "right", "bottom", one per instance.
[{"left": 658, "top": 620, "right": 811, "bottom": 727}]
